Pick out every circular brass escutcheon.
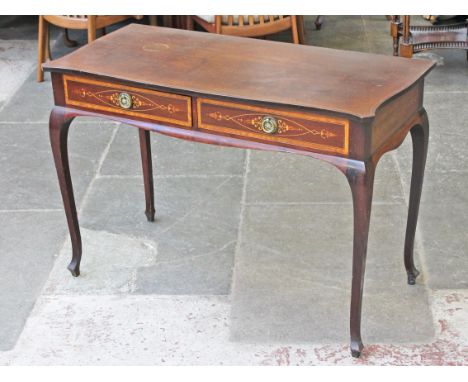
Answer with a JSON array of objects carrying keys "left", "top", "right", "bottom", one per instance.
[
  {"left": 118, "top": 92, "right": 133, "bottom": 109},
  {"left": 261, "top": 116, "right": 278, "bottom": 134}
]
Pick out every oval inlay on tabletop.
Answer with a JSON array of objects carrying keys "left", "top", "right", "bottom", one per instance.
[{"left": 142, "top": 43, "right": 170, "bottom": 52}]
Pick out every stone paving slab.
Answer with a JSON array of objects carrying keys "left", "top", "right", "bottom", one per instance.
[
  {"left": 0, "top": 121, "right": 118, "bottom": 210},
  {"left": 424, "top": 50, "right": 468, "bottom": 92},
  {"left": 416, "top": 172, "right": 468, "bottom": 206},
  {"left": 420, "top": 94, "right": 468, "bottom": 174},
  {"left": 230, "top": 204, "right": 433, "bottom": 343},
  {"left": 1, "top": 290, "right": 465, "bottom": 365},
  {"left": 0, "top": 43, "right": 105, "bottom": 123},
  {"left": 396, "top": 92, "right": 468, "bottom": 176},
  {"left": 78, "top": 175, "right": 243, "bottom": 294},
  {"left": 246, "top": 149, "right": 404, "bottom": 204},
  {"left": 43, "top": 228, "right": 158, "bottom": 295},
  {"left": 100, "top": 125, "right": 246, "bottom": 176},
  {"left": 418, "top": 204, "right": 468, "bottom": 289},
  {"left": 44, "top": 225, "right": 236, "bottom": 296},
  {"left": 0, "top": 40, "right": 37, "bottom": 106},
  {"left": 0, "top": 16, "right": 41, "bottom": 40},
  {"left": 366, "top": 36, "right": 393, "bottom": 56},
  {"left": 305, "top": 16, "right": 369, "bottom": 52},
  {"left": 0, "top": 67, "right": 55, "bottom": 123},
  {"left": 0, "top": 211, "right": 67, "bottom": 350}
]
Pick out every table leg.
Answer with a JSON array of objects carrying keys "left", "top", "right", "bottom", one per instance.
[
  {"left": 138, "top": 129, "right": 155, "bottom": 222},
  {"left": 49, "top": 107, "right": 82, "bottom": 277},
  {"left": 345, "top": 159, "right": 376, "bottom": 358},
  {"left": 404, "top": 109, "right": 429, "bottom": 285}
]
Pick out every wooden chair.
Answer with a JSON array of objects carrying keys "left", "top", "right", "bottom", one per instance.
[
  {"left": 186, "top": 15, "right": 305, "bottom": 44},
  {"left": 37, "top": 15, "right": 148, "bottom": 82},
  {"left": 391, "top": 15, "right": 468, "bottom": 59}
]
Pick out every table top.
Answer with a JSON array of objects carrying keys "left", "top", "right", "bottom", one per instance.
[{"left": 44, "top": 24, "right": 435, "bottom": 119}]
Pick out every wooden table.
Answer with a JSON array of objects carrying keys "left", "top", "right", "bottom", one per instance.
[{"left": 43, "top": 24, "right": 435, "bottom": 357}]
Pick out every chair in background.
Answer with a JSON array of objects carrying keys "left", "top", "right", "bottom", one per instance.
[
  {"left": 186, "top": 15, "right": 306, "bottom": 44},
  {"left": 37, "top": 15, "right": 149, "bottom": 82},
  {"left": 391, "top": 15, "right": 468, "bottom": 59}
]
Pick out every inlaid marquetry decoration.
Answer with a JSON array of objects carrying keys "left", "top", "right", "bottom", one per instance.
[
  {"left": 197, "top": 98, "right": 349, "bottom": 155},
  {"left": 75, "top": 88, "right": 180, "bottom": 114},
  {"left": 63, "top": 75, "right": 192, "bottom": 127},
  {"left": 207, "top": 111, "right": 338, "bottom": 139}
]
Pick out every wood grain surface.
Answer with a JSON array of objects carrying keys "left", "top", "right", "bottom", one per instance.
[{"left": 43, "top": 24, "right": 435, "bottom": 118}]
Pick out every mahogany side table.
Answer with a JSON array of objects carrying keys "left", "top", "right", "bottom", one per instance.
[{"left": 43, "top": 24, "right": 435, "bottom": 357}]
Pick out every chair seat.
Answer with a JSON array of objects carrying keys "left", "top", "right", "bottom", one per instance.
[
  {"left": 188, "top": 15, "right": 303, "bottom": 44},
  {"left": 196, "top": 15, "right": 281, "bottom": 25}
]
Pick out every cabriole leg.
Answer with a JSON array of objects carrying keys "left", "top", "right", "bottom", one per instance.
[
  {"left": 404, "top": 109, "right": 429, "bottom": 285},
  {"left": 345, "top": 160, "right": 376, "bottom": 357},
  {"left": 49, "top": 107, "right": 82, "bottom": 277}
]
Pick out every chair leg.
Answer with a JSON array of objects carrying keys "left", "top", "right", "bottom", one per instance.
[
  {"left": 214, "top": 16, "right": 222, "bottom": 34},
  {"left": 186, "top": 16, "right": 194, "bottom": 30},
  {"left": 63, "top": 28, "right": 78, "bottom": 47},
  {"left": 392, "top": 34, "right": 400, "bottom": 56},
  {"left": 399, "top": 15, "right": 413, "bottom": 57},
  {"left": 399, "top": 43, "right": 414, "bottom": 58},
  {"left": 87, "top": 16, "right": 97, "bottom": 42},
  {"left": 404, "top": 109, "right": 429, "bottom": 285},
  {"left": 163, "top": 15, "right": 173, "bottom": 28},
  {"left": 37, "top": 16, "right": 48, "bottom": 82},
  {"left": 45, "top": 22, "right": 52, "bottom": 61},
  {"left": 291, "top": 16, "right": 300, "bottom": 44},
  {"left": 149, "top": 15, "right": 158, "bottom": 26},
  {"left": 315, "top": 15, "right": 323, "bottom": 30},
  {"left": 391, "top": 16, "right": 401, "bottom": 56},
  {"left": 139, "top": 129, "right": 155, "bottom": 222},
  {"left": 296, "top": 15, "right": 306, "bottom": 44},
  {"left": 175, "top": 15, "right": 187, "bottom": 29}
]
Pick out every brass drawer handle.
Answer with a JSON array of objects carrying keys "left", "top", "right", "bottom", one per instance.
[
  {"left": 261, "top": 116, "right": 278, "bottom": 134},
  {"left": 118, "top": 92, "right": 133, "bottom": 109}
]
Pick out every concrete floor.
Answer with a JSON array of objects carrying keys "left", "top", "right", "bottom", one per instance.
[{"left": 0, "top": 16, "right": 467, "bottom": 365}]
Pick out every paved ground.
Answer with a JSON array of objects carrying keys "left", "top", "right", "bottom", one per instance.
[{"left": 0, "top": 16, "right": 467, "bottom": 365}]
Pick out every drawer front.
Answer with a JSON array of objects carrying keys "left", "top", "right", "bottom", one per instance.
[
  {"left": 197, "top": 98, "right": 349, "bottom": 155},
  {"left": 63, "top": 75, "right": 192, "bottom": 127}
]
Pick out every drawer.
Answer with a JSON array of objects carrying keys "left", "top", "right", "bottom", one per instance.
[
  {"left": 197, "top": 98, "right": 349, "bottom": 155},
  {"left": 63, "top": 75, "right": 192, "bottom": 127}
]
